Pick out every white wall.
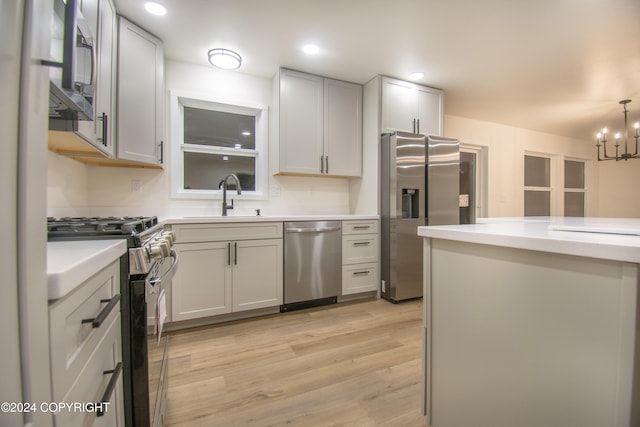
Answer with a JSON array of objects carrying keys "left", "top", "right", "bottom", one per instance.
[
  {"left": 47, "top": 151, "right": 91, "bottom": 217},
  {"left": 596, "top": 160, "right": 640, "bottom": 217},
  {"left": 51, "top": 60, "right": 350, "bottom": 218}
]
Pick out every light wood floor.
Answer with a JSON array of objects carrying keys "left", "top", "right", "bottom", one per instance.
[{"left": 164, "top": 298, "right": 428, "bottom": 426}]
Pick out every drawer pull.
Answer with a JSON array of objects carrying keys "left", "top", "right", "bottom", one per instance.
[
  {"left": 82, "top": 294, "right": 121, "bottom": 328},
  {"left": 353, "top": 226, "right": 370, "bottom": 230},
  {"left": 353, "top": 270, "right": 371, "bottom": 276},
  {"left": 96, "top": 362, "right": 123, "bottom": 417},
  {"left": 352, "top": 241, "right": 371, "bottom": 246}
]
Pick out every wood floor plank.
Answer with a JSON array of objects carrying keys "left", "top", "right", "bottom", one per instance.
[{"left": 165, "top": 298, "right": 426, "bottom": 426}]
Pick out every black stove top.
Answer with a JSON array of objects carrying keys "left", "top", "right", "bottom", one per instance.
[{"left": 47, "top": 216, "right": 159, "bottom": 236}]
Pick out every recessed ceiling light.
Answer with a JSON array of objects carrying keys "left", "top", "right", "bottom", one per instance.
[
  {"left": 144, "top": 1, "right": 167, "bottom": 16},
  {"left": 303, "top": 44, "right": 320, "bottom": 55},
  {"left": 409, "top": 72, "right": 424, "bottom": 80},
  {"left": 234, "top": 143, "right": 242, "bottom": 149},
  {"left": 207, "top": 48, "right": 242, "bottom": 70},
  {"left": 241, "top": 131, "right": 251, "bottom": 136},
  {"left": 222, "top": 156, "right": 229, "bottom": 161}
]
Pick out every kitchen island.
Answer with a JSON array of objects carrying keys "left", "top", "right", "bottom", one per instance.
[{"left": 418, "top": 217, "right": 639, "bottom": 427}]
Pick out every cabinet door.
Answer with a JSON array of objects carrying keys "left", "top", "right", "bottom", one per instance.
[
  {"left": 93, "top": 0, "right": 117, "bottom": 155},
  {"left": 324, "top": 79, "right": 362, "bottom": 177},
  {"left": 117, "top": 17, "right": 164, "bottom": 165},
  {"left": 417, "top": 86, "right": 443, "bottom": 137},
  {"left": 279, "top": 69, "right": 324, "bottom": 174},
  {"left": 172, "top": 242, "right": 232, "bottom": 321},
  {"left": 382, "top": 77, "right": 416, "bottom": 133},
  {"left": 232, "top": 239, "right": 283, "bottom": 312}
]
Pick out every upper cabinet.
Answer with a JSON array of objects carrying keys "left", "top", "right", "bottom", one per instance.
[
  {"left": 116, "top": 17, "right": 165, "bottom": 166},
  {"left": 381, "top": 77, "right": 443, "bottom": 136},
  {"left": 272, "top": 69, "right": 362, "bottom": 177},
  {"left": 48, "top": 11, "right": 165, "bottom": 169}
]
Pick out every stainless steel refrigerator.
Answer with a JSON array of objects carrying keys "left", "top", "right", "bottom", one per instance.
[{"left": 381, "top": 132, "right": 460, "bottom": 302}]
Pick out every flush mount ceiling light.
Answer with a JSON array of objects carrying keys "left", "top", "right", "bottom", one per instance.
[
  {"left": 144, "top": 1, "right": 167, "bottom": 16},
  {"left": 207, "top": 48, "right": 242, "bottom": 70},
  {"left": 408, "top": 72, "right": 424, "bottom": 80},
  {"left": 303, "top": 44, "right": 320, "bottom": 54},
  {"left": 596, "top": 99, "right": 639, "bottom": 161}
]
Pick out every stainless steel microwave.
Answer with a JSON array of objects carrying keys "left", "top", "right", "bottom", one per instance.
[{"left": 48, "top": 0, "right": 95, "bottom": 123}]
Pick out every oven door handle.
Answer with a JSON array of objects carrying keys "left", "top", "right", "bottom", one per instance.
[{"left": 148, "top": 250, "right": 179, "bottom": 289}]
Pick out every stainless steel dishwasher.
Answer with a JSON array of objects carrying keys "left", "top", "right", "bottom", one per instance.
[{"left": 282, "top": 221, "right": 342, "bottom": 311}]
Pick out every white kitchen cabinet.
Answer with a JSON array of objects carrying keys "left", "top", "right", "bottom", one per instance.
[
  {"left": 232, "top": 239, "right": 283, "bottom": 312},
  {"left": 171, "top": 223, "right": 283, "bottom": 323},
  {"left": 171, "top": 241, "right": 232, "bottom": 321},
  {"left": 341, "top": 220, "right": 379, "bottom": 295},
  {"left": 117, "top": 17, "right": 164, "bottom": 166},
  {"left": 48, "top": 260, "right": 124, "bottom": 425},
  {"left": 382, "top": 77, "right": 443, "bottom": 136},
  {"left": 273, "top": 69, "right": 362, "bottom": 177},
  {"left": 74, "top": 0, "right": 117, "bottom": 156}
]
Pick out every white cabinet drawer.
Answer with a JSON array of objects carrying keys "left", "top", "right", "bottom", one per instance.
[
  {"left": 342, "top": 263, "right": 379, "bottom": 295},
  {"left": 49, "top": 262, "right": 120, "bottom": 401},
  {"left": 54, "top": 313, "right": 124, "bottom": 427},
  {"left": 342, "top": 220, "right": 378, "bottom": 235},
  {"left": 173, "top": 222, "right": 283, "bottom": 243},
  {"left": 342, "top": 234, "right": 378, "bottom": 265}
]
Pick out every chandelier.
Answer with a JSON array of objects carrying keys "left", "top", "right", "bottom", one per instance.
[{"left": 596, "top": 99, "right": 639, "bottom": 161}]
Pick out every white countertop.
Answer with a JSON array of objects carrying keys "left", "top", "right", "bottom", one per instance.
[
  {"left": 47, "top": 240, "right": 127, "bottom": 300},
  {"left": 162, "top": 214, "right": 379, "bottom": 225},
  {"left": 418, "top": 217, "right": 640, "bottom": 263}
]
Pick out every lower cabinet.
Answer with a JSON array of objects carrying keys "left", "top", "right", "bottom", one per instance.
[
  {"left": 342, "top": 220, "right": 380, "bottom": 295},
  {"left": 171, "top": 223, "right": 283, "bottom": 322},
  {"left": 48, "top": 260, "right": 124, "bottom": 426}
]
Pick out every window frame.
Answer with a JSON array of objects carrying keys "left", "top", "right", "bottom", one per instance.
[
  {"left": 562, "top": 157, "right": 590, "bottom": 217},
  {"left": 523, "top": 152, "right": 554, "bottom": 217},
  {"left": 169, "top": 90, "right": 269, "bottom": 200},
  {"left": 522, "top": 152, "right": 591, "bottom": 217}
]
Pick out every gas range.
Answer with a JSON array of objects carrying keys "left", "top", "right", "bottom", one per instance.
[{"left": 47, "top": 216, "right": 160, "bottom": 238}]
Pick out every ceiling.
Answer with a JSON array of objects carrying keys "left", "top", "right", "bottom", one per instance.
[{"left": 115, "top": 0, "right": 640, "bottom": 143}]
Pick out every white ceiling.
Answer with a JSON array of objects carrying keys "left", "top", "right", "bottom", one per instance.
[{"left": 115, "top": 0, "right": 640, "bottom": 143}]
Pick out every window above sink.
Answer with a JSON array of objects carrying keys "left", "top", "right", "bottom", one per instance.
[{"left": 169, "top": 91, "right": 268, "bottom": 200}]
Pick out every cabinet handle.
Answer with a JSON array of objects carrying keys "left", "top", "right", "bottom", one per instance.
[
  {"left": 82, "top": 294, "right": 121, "bottom": 328},
  {"left": 234, "top": 242, "right": 238, "bottom": 265},
  {"left": 97, "top": 113, "right": 107, "bottom": 146},
  {"left": 320, "top": 155, "right": 324, "bottom": 174},
  {"left": 353, "top": 241, "right": 371, "bottom": 246},
  {"left": 416, "top": 119, "right": 420, "bottom": 134},
  {"left": 159, "top": 141, "right": 164, "bottom": 164},
  {"left": 227, "top": 242, "right": 231, "bottom": 266},
  {"left": 96, "top": 362, "right": 123, "bottom": 417},
  {"left": 412, "top": 118, "right": 416, "bottom": 133},
  {"left": 353, "top": 270, "right": 371, "bottom": 276},
  {"left": 325, "top": 156, "right": 329, "bottom": 174},
  {"left": 103, "top": 113, "right": 108, "bottom": 147},
  {"left": 353, "top": 225, "right": 370, "bottom": 230}
]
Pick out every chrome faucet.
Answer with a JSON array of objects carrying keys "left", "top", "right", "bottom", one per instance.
[{"left": 220, "top": 174, "right": 242, "bottom": 216}]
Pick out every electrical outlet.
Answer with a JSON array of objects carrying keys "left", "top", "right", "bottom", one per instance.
[{"left": 131, "top": 180, "right": 142, "bottom": 193}]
